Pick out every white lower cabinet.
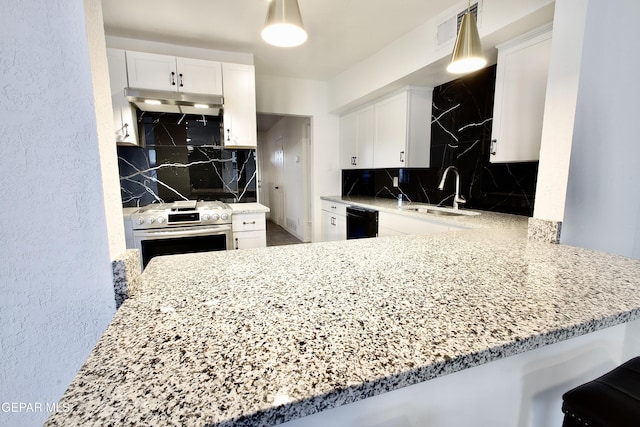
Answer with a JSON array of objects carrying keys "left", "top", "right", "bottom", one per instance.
[
  {"left": 320, "top": 199, "right": 467, "bottom": 241},
  {"left": 378, "top": 211, "right": 462, "bottom": 237},
  {"left": 321, "top": 200, "right": 347, "bottom": 242},
  {"left": 232, "top": 212, "right": 266, "bottom": 249}
]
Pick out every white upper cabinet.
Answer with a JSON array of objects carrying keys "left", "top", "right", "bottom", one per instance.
[
  {"left": 222, "top": 63, "right": 257, "bottom": 148},
  {"left": 374, "top": 88, "right": 432, "bottom": 168},
  {"left": 176, "top": 57, "right": 223, "bottom": 95},
  {"left": 339, "top": 87, "right": 432, "bottom": 170},
  {"left": 125, "top": 51, "right": 222, "bottom": 95},
  {"left": 106, "top": 48, "right": 138, "bottom": 145},
  {"left": 340, "top": 106, "right": 374, "bottom": 169},
  {"left": 490, "top": 26, "right": 552, "bottom": 163}
]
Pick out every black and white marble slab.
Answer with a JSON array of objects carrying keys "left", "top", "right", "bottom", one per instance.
[
  {"left": 343, "top": 65, "right": 539, "bottom": 217},
  {"left": 45, "top": 203, "right": 640, "bottom": 426},
  {"left": 117, "top": 112, "right": 257, "bottom": 207}
]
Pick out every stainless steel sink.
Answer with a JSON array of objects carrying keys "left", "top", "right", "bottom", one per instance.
[{"left": 400, "top": 204, "right": 480, "bottom": 217}]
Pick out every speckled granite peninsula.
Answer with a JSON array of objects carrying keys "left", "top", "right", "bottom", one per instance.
[{"left": 46, "top": 199, "right": 640, "bottom": 426}]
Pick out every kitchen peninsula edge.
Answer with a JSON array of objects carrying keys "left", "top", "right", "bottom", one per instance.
[{"left": 46, "top": 199, "right": 640, "bottom": 426}]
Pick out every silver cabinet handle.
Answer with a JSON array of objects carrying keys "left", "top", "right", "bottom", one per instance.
[
  {"left": 400, "top": 151, "right": 405, "bottom": 163},
  {"left": 123, "top": 123, "right": 129, "bottom": 138},
  {"left": 490, "top": 139, "right": 497, "bottom": 155},
  {"left": 226, "top": 128, "right": 231, "bottom": 142},
  {"left": 179, "top": 73, "right": 184, "bottom": 87},
  {"left": 170, "top": 71, "right": 176, "bottom": 86},
  {"left": 235, "top": 237, "right": 239, "bottom": 250},
  {"left": 243, "top": 221, "right": 256, "bottom": 225}
]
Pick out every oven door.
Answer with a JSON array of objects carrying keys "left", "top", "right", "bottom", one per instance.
[{"left": 133, "top": 225, "right": 232, "bottom": 269}]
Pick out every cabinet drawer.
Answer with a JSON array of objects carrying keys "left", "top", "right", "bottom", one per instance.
[
  {"left": 320, "top": 200, "right": 347, "bottom": 216},
  {"left": 232, "top": 213, "right": 265, "bottom": 232}
]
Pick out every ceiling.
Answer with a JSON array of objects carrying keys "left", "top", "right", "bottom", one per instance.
[{"left": 101, "top": 0, "right": 456, "bottom": 82}]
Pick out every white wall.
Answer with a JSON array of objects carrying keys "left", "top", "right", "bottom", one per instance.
[
  {"left": 256, "top": 75, "right": 340, "bottom": 242},
  {"left": 532, "top": 0, "right": 589, "bottom": 222},
  {"left": 0, "top": 0, "right": 117, "bottom": 426},
  {"left": 561, "top": 0, "right": 640, "bottom": 258}
]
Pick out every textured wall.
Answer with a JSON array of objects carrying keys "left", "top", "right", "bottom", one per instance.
[
  {"left": 533, "top": 0, "right": 588, "bottom": 222},
  {"left": 84, "top": 0, "right": 126, "bottom": 259},
  {"left": 562, "top": 0, "right": 640, "bottom": 258},
  {"left": 0, "top": 0, "right": 116, "bottom": 426}
]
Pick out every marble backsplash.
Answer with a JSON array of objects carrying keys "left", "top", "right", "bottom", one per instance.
[
  {"left": 343, "top": 65, "right": 538, "bottom": 217},
  {"left": 117, "top": 112, "right": 257, "bottom": 207}
]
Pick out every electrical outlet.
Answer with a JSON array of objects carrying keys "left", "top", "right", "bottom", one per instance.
[{"left": 393, "top": 177, "right": 399, "bottom": 187}]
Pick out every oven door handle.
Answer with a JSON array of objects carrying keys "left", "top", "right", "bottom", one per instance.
[{"left": 134, "top": 225, "right": 231, "bottom": 239}]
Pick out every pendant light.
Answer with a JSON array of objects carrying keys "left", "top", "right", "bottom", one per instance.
[
  {"left": 261, "top": 0, "right": 307, "bottom": 48},
  {"left": 447, "top": 1, "right": 486, "bottom": 74}
]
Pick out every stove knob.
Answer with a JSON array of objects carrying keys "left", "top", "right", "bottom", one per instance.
[
  {"left": 221, "top": 213, "right": 229, "bottom": 221},
  {"left": 146, "top": 217, "right": 155, "bottom": 224},
  {"left": 211, "top": 213, "right": 220, "bottom": 221},
  {"left": 136, "top": 217, "right": 145, "bottom": 225},
  {"left": 157, "top": 217, "right": 165, "bottom": 224},
  {"left": 202, "top": 214, "right": 210, "bottom": 221}
]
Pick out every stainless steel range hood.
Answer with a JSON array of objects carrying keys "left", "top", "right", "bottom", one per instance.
[{"left": 125, "top": 87, "right": 223, "bottom": 116}]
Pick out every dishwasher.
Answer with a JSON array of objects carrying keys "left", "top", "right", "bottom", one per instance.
[{"left": 346, "top": 206, "right": 379, "bottom": 239}]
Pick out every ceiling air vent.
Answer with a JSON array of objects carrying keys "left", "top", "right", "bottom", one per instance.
[
  {"left": 457, "top": 3, "right": 479, "bottom": 31},
  {"left": 437, "top": 2, "right": 480, "bottom": 47}
]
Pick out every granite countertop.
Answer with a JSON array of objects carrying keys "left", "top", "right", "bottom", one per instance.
[
  {"left": 46, "top": 200, "right": 640, "bottom": 426},
  {"left": 227, "top": 202, "right": 271, "bottom": 214}
]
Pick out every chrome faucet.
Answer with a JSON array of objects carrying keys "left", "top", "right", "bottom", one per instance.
[{"left": 438, "top": 166, "right": 466, "bottom": 210}]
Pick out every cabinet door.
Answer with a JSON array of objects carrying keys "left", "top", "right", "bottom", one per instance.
[
  {"left": 233, "top": 231, "right": 266, "bottom": 249},
  {"left": 126, "top": 51, "right": 178, "bottom": 91},
  {"left": 107, "top": 48, "right": 138, "bottom": 145},
  {"left": 334, "top": 214, "right": 347, "bottom": 241},
  {"left": 356, "top": 106, "right": 375, "bottom": 168},
  {"left": 321, "top": 210, "right": 346, "bottom": 242},
  {"left": 374, "top": 92, "right": 408, "bottom": 168},
  {"left": 340, "top": 106, "right": 374, "bottom": 169},
  {"left": 222, "top": 63, "right": 257, "bottom": 148},
  {"left": 490, "top": 30, "right": 551, "bottom": 163},
  {"left": 176, "top": 57, "right": 223, "bottom": 95},
  {"left": 339, "top": 112, "right": 358, "bottom": 169}
]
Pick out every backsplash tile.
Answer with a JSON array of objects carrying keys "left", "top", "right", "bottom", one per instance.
[
  {"left": 342, "top": 65, "right": 538, "bottom": 217},
  {"left": 117, "top": 112, "right": 257, "bottom": 207}
]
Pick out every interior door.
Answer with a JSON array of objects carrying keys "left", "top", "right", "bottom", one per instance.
[{"left": 268, "top": 141, "right": 285, "bottom": 226}]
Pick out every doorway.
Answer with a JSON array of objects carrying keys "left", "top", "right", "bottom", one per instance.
[{"left": 257, "top": 114, "right": 312, "bottom": 243}]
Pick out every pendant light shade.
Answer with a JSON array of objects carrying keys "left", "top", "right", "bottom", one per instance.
[
  {"left": 262, "top": 0, "right": 307, "bottom": 48},
  {"left": 447, "top": 7, "right": 486, "bottom": 74}
]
